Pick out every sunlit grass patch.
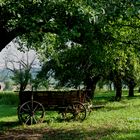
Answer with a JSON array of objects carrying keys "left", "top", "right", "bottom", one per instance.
[{"left": 0, "top": 105, "right": 17, "bottom": 119}]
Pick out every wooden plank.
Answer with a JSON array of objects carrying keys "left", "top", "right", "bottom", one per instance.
[{"left": 19, "top": 90, "right": 88, "bottom": 107}]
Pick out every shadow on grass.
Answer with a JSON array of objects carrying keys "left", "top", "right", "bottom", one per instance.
[
  {"left": 0, "top": 125, "right": 140, "bottom": 140},
  {"left": 93, "top": 94, "right": 140, "bottom": 112},
  {"left": 43, "top": 128, "right": 140, "bottom": 140},
  {"left": 0, "top": 121, "right": 19, "bottom": 131}
]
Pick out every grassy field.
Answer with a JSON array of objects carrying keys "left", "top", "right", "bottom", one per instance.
[{"left": 0, "top": 90, "right": 140, "bottom": 140}]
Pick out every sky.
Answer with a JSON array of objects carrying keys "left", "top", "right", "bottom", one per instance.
[{"left": 0, "top": 41, "right": 40, "bottom": 70}]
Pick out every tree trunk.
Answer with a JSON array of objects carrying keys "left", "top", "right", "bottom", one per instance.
[
  {"left": 123, "top": 77, "right": 136, "bottom": 97},
  {"left": 0, "top": 28, "right": 14, "bottom": 51},
  {"left": 108, "top": 81, "right": 113, "bottom": 91},
  {"left": 0, "top": 27, "right": 25, "bottom": 51},
  {"left": 113, "top": 73, "right": 122, "bottom": 101},
  {"left": 85, "top": 75, "right": 101, "bottom": 99},
  {"left": 138, "top": 87, "right": 140, "bottom": 93},
  {"left": 115, "top": 83, "right": 122, "bottom": 101},
  {"left": 19, "top": 91, "right": 23, "bottom": 105},
  {"left": 128, "top": 80, "right": 136, "bottom": 97},
  {"left": 128, "top": 85, "right": 134, "bottom": 97}
]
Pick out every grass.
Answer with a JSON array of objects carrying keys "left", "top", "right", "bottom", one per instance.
[
  {"left": 0, "top": 90, "right": 140, "bottom": 139},
  {"left": 0, "top": 91, "right": 18, "bottom": 105}
]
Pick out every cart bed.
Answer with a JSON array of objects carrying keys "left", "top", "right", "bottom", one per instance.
[{"left": 20, "top": 90, "right": 87, "bottom": 107}]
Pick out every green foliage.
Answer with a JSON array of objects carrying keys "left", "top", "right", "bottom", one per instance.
[
  {"left": 1, "top": 0, "right": 140, "bottom": 93},
  {"left": 11, "top": 69, "right": 32, "bottom": 90}
]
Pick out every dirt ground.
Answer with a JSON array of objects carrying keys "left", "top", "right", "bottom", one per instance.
[{"left": 0, "top": 129, "right": 48, "bottom": 140}]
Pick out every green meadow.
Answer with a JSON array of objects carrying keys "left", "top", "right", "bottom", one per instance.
[{"left": 0, "top": 91, "right": 140, "bottom": 140}]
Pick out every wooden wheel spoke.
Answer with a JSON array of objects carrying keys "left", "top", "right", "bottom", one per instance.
[
  {"left": 33, "top": 104, "right": 39, "bottom": 112},
  {"left": 25, "top": 115, "right": 31, "bottom": 124},
  {"left": 80, "top": 109, "right": 85, "bottom": 113},
  {"left": 72, "top": 102, "right": 86, "bottom": 121},
  {"left": 73, "top": 104, "right": 77, "bottom": 110},
  {"left": 64, "top": 102, "right": 86, "bottom": 121},
  {"left": 31, "top": 116, "right": 33, "bottom": 125},
  {"left": 32, "top": 116, "right": 38, "bottom": 124},
  {"left": 26, "top": 104, "right": 31, "bottom": 111},
  {"left": 19, "top": 111, "right": 29, "bottom": 116},
  {"left": 21, "top": 106, "right": 30, "bottom": 112}
]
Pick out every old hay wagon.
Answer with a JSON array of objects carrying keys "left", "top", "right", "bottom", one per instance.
[{"left": 18, "top": 90, "right": 93, "bottom": 125}]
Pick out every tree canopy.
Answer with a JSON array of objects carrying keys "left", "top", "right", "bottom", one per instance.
[
  {"left": 1, "top": 0, "right": 139, "bottom": 50},
  {"left": 1, "top": 0, "right": 140, "bottom": 99}
]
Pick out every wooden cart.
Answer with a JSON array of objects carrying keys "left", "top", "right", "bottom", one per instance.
[{"left": 18, "top": 90, "right": 92, "bottom": 125}]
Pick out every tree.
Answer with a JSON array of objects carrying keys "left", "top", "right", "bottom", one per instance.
[
  {"left": 3, "top": 80, "right": 12, "bottom": 91},
  {"left": 123, "top": 49, "right": 140, "bottom": 97},
  {"left": 4, "top": 43, "right": 39, "bottom": 102}
]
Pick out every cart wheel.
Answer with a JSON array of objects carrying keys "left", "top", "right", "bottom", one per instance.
[
  {"left": 64, "top": 101, "right": 86, "bottom": 121},
  {"left": 84, "top": 96, "right": 93, "bottom": 116},
  {"left": 18, "top": 101, "right": 45, "bottom": 125},
  {"left": 63, "top": 105, "right": 74, "bottom": 121}
]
